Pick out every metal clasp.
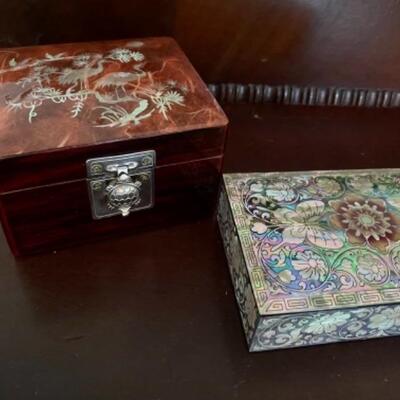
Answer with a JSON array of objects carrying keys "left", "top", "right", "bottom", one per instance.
[{"left": 86, "top": 150, "right": 155, "bottom": 219}]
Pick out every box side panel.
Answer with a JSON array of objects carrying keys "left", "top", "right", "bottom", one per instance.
[
  {"left": 0, "top": 126, "right": 227, "bottom": 193},
  {"left": 251, "top": 304, "right": 400, "bottom": 352},
  {"left": 217, "top": 185, "right": 259, "bottom": 347},
  {"left": 1, "top": 156, "right": 222, "bottom": 255},
  {"left": 0, "top": 197, "right": 19, "bottom": 255}
]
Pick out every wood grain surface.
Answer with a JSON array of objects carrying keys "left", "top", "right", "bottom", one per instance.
[
  {"left": 0, "top": 155, "right": 223, "bottom": 255},
  {"left": 0, "top": 126, "right": 227, "bottom": 192}
]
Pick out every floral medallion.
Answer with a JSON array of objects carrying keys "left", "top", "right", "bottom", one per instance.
[{"left": 330, "top": 195, "right": 400, "bottom": 251}]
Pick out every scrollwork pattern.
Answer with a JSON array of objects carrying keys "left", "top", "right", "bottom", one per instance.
[
  {"left": 217, "top": 187, "right": 258, "bottom": 343},
  {"left": 243, "top": 173, "right": 400, "bottom": 297},
  {"left": 252, "top": 305, "right": 400, "bottom": 351}
]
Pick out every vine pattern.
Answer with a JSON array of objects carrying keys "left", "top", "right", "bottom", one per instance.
[
  {"left": 252, "top": 305, "right": 400, "bottom": 351},
  {"left": 243, "top": 173, "right": 400, "bottom": 295}
]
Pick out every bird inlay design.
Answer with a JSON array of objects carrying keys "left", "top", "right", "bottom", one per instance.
[{"left": 0, "top": 42, "right": 188, "bottom": 127}]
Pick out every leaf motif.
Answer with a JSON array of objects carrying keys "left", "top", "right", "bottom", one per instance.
[
  {"left": 295, "top": 200, "right": 325, "bottom": 221},
  {"left": 265, "top": 182, "right": 297, "bottom": 202},
  {"left": 273, "top": 208, "right": 297, "bottom": 224},
  {"left": 71, "top": 100, "right": 84, "bottom": 118},
  {"left": 163, "top": 90, "right": 184, "bottom": 105}
]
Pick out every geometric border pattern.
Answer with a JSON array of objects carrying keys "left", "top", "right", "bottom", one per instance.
[{"left": 217, "top": 185, "right": 260, "bottom": 345}]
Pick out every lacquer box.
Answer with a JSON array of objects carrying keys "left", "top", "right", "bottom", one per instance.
[
  {"left": 218, "top": 170, "right": 400, "bottom": 351},
  {"left": 0, "top": 37, "right": 228, "bottom": 255}
]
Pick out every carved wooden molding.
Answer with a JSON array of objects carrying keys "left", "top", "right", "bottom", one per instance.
[{"left": 207, "top": 83, "right": 400, "bottom": 108}]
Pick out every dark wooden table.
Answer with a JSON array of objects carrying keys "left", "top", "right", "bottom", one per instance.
[{"left": 1, "top": 104, "right": 400, "bottom": 399}]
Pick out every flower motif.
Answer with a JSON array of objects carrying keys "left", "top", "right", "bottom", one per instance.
[
  {"left": 73, "top": 54, "right": 92, "bottom": 67},
  {"left": 264, "top": 178, "right": 299, "bottom": 203},
  {"left": 304, "top": 312, "right": 350, "bottom": 335},
  {"left": 108, "top": 48, "right": 144, "bottom": 63},
  {"left": 292, "top": 249, "right": 329, "bottom": 282},
  {"left": 376, "top": 175, "right": 400, "bottom": 196},
  {"left": 152, "top": 90, "right": 185, "bottom": 119},
  {"left": 275, "top": 200, "right": 344, "bottom": 249},
  {"left": 306, "top": 177, "right": 343, "bottom": 198},
  {"left": 330, "top": 195, "right": 400, "bottom": 252},
  {"left": 357, "top": 253, "right": 388, "bottom": 284},
  {"left": 263, "top": 329, "right": 276, "bottom": 339},
  {"left": 346, "top": 175, "right": 375, "bottom": 195},
  {"left": 368, "top": 306, "right": 400, "bottom": 330}
]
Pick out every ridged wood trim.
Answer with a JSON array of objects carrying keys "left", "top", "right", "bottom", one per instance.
[{"left": 207, "top": 83, "right": 400, "bottom": 108}]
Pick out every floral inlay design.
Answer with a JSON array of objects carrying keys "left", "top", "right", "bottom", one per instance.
[
  {"left": 330, "top": 196, "right": 400, "bottom": 251},
  {"left": 368, "top": 306, "right": 400, "bottom": 330},
  {"left": 0, "top": 42, "right": 189, "bottom": 127},
  {"left": 252, "top": 305, "right": 400, "bottom": 351},
  {"left": 220, "top": 170, "right": 400, "bottom": 351},
  {"left": 239, "top": 171, "right": 400, "bottom": 296},
  {"left": 217, "top": 188, "right": 258, "bottom": 343},
  {"left": 303, "top": 311, "right": 350, "bottom": 335}
]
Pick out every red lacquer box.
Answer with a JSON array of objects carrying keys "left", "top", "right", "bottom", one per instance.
[{"left": 0, "top": 37, "right": 228, "bottom": 256}]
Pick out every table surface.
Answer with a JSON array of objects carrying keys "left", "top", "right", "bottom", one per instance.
[{"left": 1, "top": 104, "right": 400, "bottom": 400}]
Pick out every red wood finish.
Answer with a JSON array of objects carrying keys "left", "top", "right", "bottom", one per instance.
[
  {"left": 0, "top": 126, "right": 226, "bottom": 192},
  {"left": 0, "top": 155, "right": 223, "bottom": 256},
  {"left": 0, "top": 37, "right": 227, "bottom": 161},
  {"left": 0, "top": 37, "right": 228, "bottom": 255}
]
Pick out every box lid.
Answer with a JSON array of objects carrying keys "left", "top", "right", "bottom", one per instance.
[
  {"left": 0, "top": 37, "right": 227, "bottom": 161},
  {"left": 223, "top": 169, "right": 400, "bottom": 316}
]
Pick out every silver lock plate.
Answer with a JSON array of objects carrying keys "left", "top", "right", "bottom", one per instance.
[{"left": 86, "top": 150, "right": 155, "bottom": 219}]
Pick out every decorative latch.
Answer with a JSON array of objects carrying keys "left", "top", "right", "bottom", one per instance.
[{"left": 86, "top": 150, "right": 155, "bottom": 219}]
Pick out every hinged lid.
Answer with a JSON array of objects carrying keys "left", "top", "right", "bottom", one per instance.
[
  {"left": 223, "top": 169, "right": 400, "bottom": 316},
  {"left": 0, "top": 37, "right": 227, "bottom": 192}
]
